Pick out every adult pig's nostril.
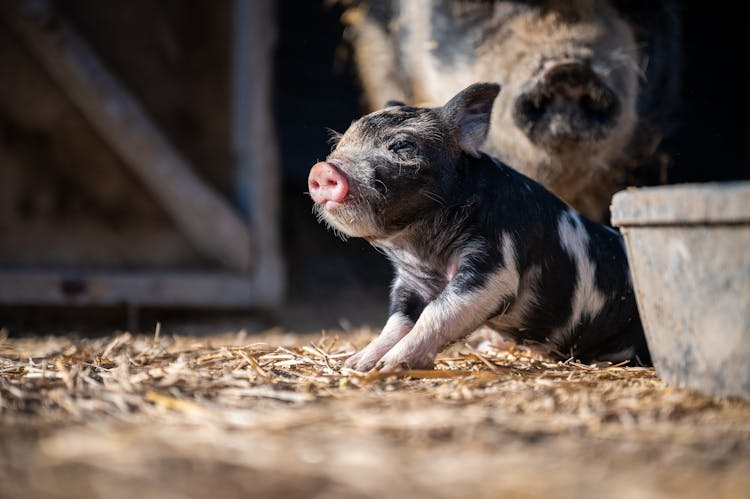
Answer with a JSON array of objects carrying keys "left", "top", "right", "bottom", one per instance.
[{"left": 308, "top": 161, "right": 349, "bottom": 205}]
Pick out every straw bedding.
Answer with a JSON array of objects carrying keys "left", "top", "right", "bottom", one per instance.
[{"left": 1, "top": 326, "right": 749, "bottom": 499}]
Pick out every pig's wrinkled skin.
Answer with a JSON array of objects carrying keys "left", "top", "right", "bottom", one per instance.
[
  {"left": 343, "top": 0, "right": 680, "bottom": 221},
  {"left": 308, "top": 83, "right": 649, "bottom": 372}
]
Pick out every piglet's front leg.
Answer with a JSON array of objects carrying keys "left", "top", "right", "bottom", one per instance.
[
  {"left": 344, "top": 285, "right": 425, "bottom": 372},
  {"left": 376, "top": 268, "right": 511, "bottom": 372},
  {"left": 344, "top": 313, "right": 414, "bottom": 371}
]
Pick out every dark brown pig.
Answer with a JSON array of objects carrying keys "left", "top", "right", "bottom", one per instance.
[{"left": 343, "top": 0, "right": 680, "bottom": 220}]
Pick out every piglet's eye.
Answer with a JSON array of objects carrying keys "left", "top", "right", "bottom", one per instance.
[{"left": 388, "top": 141, "right": 415, "bottom": 154}]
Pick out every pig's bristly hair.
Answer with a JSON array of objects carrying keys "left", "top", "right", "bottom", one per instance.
[
  {"left": 326, "top": 128, "right": 343, "bottom": 149},
  {"left": 312, "top": 202, "right": 349, "bottom": 241}
]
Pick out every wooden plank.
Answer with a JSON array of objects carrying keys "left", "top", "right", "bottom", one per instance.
[
  {"left": 0, "top": 270, "right": 278, "bottom": 308},
  {"left": 0, "top": 0, "right": 255, "bottom": 273},
  {"left": 231, "top": 0, "right": 285, "bottom": 302}
]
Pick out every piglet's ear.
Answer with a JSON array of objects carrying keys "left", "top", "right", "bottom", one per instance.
[
  {"left": 439, "top": 82, "right": 500, "bottom": 158},
  {"left": 384, "top": 99, "right": 406, "bottom": 108}
]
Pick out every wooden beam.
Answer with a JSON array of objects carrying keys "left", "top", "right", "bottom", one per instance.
[
  {"left": 0, "top": 270, "right": 278, "bottom": 308},
  {"left": 0, "top": 0, "right": 255, "bottom": 273},
  {"left": 232, "top": 0, "right": 285, "bottom": 302}
]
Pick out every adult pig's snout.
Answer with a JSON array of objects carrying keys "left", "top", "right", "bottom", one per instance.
[
  {"left": 308, "top": 161, "right": 349, "bottom": 207},
  {"left": 513, "top": 62, "right": 620, "bottom": 147}
]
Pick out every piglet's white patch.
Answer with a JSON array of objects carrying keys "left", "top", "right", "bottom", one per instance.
[
  {"left": 377, "top": 312, "right": 414, "bottom": 344},
  {"left": 488, "top": 264, "right": 541, "bottom": 335},
  {"left": 345, "top": 312, "right": 414, "bottom": 371},
  {"left": 485, "top": 235, "right": 542, "bottom": 336},
  {"left": 551, "top": 211, "right": 606, "bottom": 349},
  {"left": 490, "top": 233, "right": 521, "bottom": 298}
]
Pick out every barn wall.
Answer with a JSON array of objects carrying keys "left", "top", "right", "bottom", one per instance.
[{"left": 0, "top": 1, "right": 234, "bottom": 269}]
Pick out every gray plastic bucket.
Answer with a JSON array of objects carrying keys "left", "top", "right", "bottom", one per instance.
[{"left": 612, "top": 182, "right": 750, "bottom": 400}]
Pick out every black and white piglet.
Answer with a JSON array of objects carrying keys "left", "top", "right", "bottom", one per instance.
[{"left": 308, "top": 83, "right": 650, "bottom": 372}]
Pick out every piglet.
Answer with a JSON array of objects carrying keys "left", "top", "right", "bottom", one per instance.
[{"left": 308, "top": 83, "right": 650, "bottom": 372}]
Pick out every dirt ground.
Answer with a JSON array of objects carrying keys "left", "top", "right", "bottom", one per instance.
[{"left": 1, "top": 327, "right": 749, "bottom": 499}]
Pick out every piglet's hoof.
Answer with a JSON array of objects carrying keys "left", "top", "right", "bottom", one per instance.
[
  {"left": 344, "top": 351, "right": 380, "bottom": 372},
  {"left": 375, "top": 360, "right": 410, "bottom": 374},
  {"left": 376, "top": 351, "right": 435, "bottom": 373}
]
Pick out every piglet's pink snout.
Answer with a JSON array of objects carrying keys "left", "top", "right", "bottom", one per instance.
[{"left": 308, "top": 161, "right": 349, "bottom": 206}]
